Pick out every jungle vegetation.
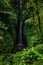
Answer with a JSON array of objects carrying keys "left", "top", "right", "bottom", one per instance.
[{"left": 0, "top": 0, "right": 43, "bottom": 65}]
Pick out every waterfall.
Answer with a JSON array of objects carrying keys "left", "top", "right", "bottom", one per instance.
[
  {"left": 17, "top": 0, "right": 23, "bottom": 47},
  {"left": 11, "top": 0, "right": 25, "bottom": 52},
  {"left": 17, "top": 14, "right": 23, "bottom": 47}
]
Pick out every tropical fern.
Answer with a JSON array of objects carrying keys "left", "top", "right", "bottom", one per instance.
[{"left": 0, "top": 0, "right": 17, "bottom": 53}]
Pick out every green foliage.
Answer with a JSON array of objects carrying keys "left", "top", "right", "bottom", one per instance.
[
  {"left": 0, "top": 21, "right": 8, "bottom": 30},
  {"left": 0, "top": 0, "right": 17, "bottom": 53},
  {"left": 0, "top": 45, "right": 43, "bottom": 65},
  {"left": 23, "top": 0, "right": 43, "bottom": 47}
]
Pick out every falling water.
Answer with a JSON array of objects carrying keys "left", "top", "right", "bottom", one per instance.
[
  {"left": 12, "top": 0, "right": 24, "bottom": 52},
  {"left": 17, "top": 0, "right": 24, "bottom": 48},
  {"left": 17, "top": 14, "right": 23, "bottom": 47}
]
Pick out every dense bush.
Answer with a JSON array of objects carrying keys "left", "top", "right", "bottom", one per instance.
[
  {"left": 23, "top": 0, "right": 43, "bottom": 47},
  {"left": 0, "top": 45, "right": 43, "bottom": 65},
  {"left": 0, "top": 0, "right": 17, "bottom": 53}
]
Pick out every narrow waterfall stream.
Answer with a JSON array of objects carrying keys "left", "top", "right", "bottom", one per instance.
[
  {"left": 16, "top": 0, "right": 24, "bottom": 50},
  {"left": 17, "top": 14, "right": 23, "bottom": 47},
  {"left": 11, "top": 0, "right": 26, "bottom": 53}
]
